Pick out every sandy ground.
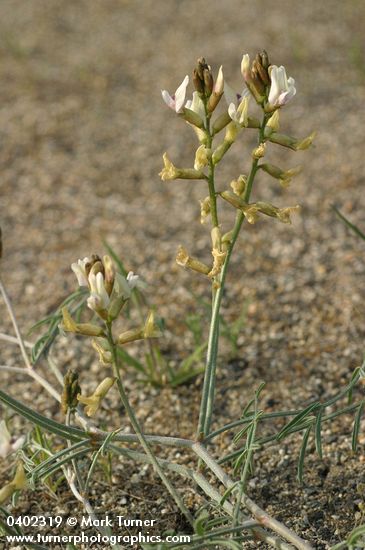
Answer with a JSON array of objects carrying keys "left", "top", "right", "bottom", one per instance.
[{"left": 1, "top": 1, "right": 365, "bottom": 548}]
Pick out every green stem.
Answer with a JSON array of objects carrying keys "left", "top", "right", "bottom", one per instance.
[
  {"left": 106, "top": 323, "right": 194, "bottom": 526},
  {"left": 197, "top": 114, "right": 268, "bottom": 440}
]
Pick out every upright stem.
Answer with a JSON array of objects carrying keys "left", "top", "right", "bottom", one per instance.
[
  {"left": 106, "top": 323, "right": 194, "bottom": 526},
  {"left": 197, "top": 114, "right": 268, "bottom": 439}
]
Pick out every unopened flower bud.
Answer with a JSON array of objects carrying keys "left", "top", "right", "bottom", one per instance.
[
  {"left": 208, "top": 66, "right": 224, "bottom": 112},
  {"left": 212, "top": 111, "right": 231, "bottom": 134},
  {"left": 176, "top": 245, "right": 210, "bottom": 275},
  {"left": 193, "top": 68, "right": 205, "bottom": 94},
  {"left": 194, "top": 144, "right": 210, "bottom": 170},
  {"left": 0, "top": 462, "right": 27, "bottom": 505},
  {"left": 183, "top": 107, "right": 205, "bottom": 128},
  {"left": 117, "top": 327, "right": 143, "bottom": 345},
  {"left": 103, "top": 255, "right": 115, "bottom": 296},
  {"left": 241, "top": 54, "right": 250, "bottom": 80},
  {"left": 203, "top": 68, "right": 214, "bottom": 96},
  {"left": 200, "top": 196, "right": 211, "bottom": 224},
  {"left": 77, "top": 377, "right": 115, "bottom": 417},
  {"left": 252, "top": 142, "right": 266, "bottom": 159},
  {"left": 222, "top": 230, "right": 233, "bottom": 251},
  {"left": 143, "top": 311, "right": 161, "bottom": 339},
  {"left": 61, "top": 369, "right": 81, "bottom": 414},
  {"left": 230, "top": 175, "right": 247, "bottom": 196},
  {"left": 265, "top": 110, "right": 280, "bottom": 134}
]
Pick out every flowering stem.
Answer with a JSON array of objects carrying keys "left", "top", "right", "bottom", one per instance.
[
  {"left": 203, "top": 98, "right": 219, "bottom": 228},
  {"left": 105, "top": 323, "right": 194, "bottom": 526},
  {"left": 197, "top": 114, "right": 268, "bottom": 440}
]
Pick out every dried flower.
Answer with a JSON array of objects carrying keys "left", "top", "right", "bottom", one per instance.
[
  {"left": 252, "top": 142, "right": 266, "bottom": 159},
  {"left": 0, "top": 462, "right": 27, "bottom": 505},
  {"left": 294, "top": 131, "right": 316, "bottom": 151},
  {"left": 230, "top": 175, "right": 247, "bottom": 196},
  {"left": 91, "top": 339, "right": 112, "bottom": 365},
  {"left": 161, "top": 75, "right": 189, "bottom": 113},
  {"left": 200, "top": 196, "right": 211, "bottom": 224},
  {"left": 117, "top": 311, "right": 161, "bottom": 345},
  {"left": 61, "top": 369, "right": 81, "bottom": 414},
  {"left": 159, "top": 152, "right": 205, "bottom": 181},
  {"left": 175, "top": 245, "right": 210, "bottom": 275},
  {"left": 260, "top": 163, "right": 302, "bottom": 188},
  {"left": 78, "top": 377, "right": 116, "bottom": 417},
  {"left": 194, "top": 145, "right": 210, "bottom": 170}
]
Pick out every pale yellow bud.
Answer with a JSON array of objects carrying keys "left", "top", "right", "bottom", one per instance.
[
  {"left": 252, "top": 142, "right": 266, "bottom": 160},
  {"left": 143, "top": 311, "right": 161, "bottom": 339},
  {"left": 117, "top": 327, "right": 143, "bottom": 345},
  {"left": 266, "top": 110, "right": 280, "bottom": 133},
  {"left": 225, "top": 121, "right": 239, "bottom": 144},
  {"left": 230, "top": 175, "right": 247, "bottom": 196},
  {"left": 77, "top": 377, "right": 115, "bottom": 417},
  {"left": 211, "top": 226, "right": 222, "bottom": 249},
  {"left": 241, "top": 54, "right": 250, "bottom": 78},
  {"left": 194, "top": 145, "right": 210, "bottom": 171},
  {"left": 103, "top": 255, "right": 115, "bottom": 296},
  {"left": 222, "top": 230, "right": 233, "bottom": 251},
  {"left": 200, "top": 196, "right": 211, "bottom": 224}
]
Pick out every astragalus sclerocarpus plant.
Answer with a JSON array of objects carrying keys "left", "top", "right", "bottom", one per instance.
[{"left": 1, "top": 51, "right": 364, "bottom": 550}]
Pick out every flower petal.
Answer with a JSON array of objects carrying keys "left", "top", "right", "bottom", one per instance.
[
  {"left": 161, "top": 90, "right": 175, "bottom": 110},
  {"left": 174, "top": 75, "right": 189, "bottom": 113}
]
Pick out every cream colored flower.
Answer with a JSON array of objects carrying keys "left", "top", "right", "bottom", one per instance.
[
  {"left": 77, "top": 378, "right": 116, "bottom": 417},
  {"left": 161, "top": 75, "right": 189, "bottom": 113},
  {"left": 268, "top": 65, "right": 296, "bottom": 108}
]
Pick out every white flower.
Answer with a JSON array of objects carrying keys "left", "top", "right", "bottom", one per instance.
[
  {"left": 227, "top": 89, "right": 250, "bottom": 126},
  {"left": 0, "top": 421, "right": 25, "bottom": 459},
  {"left": 185, "top": 91, "right": 205, "bottom": 120},
  {"left": 71, "top": 257, "right": 91, "bottom": 287},
  {"left": 161, "top": 75, "right": 189, "bottom": 113},
  {"left": 268, "top": 65, "right": 296, "bottom": 107},
  {"left": 126, "top": 272, "right": 139, "bottom": 291},
  {"left": 87, "top": 271, "right": 110, "bottom": 312}
]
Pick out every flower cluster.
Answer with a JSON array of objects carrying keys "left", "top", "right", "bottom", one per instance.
[
  {"left": 71, "top": 255, "right": 139, "bottom": 319},
  {"left": 159, "top": 51, "right": 313, "bottom": 284}
]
